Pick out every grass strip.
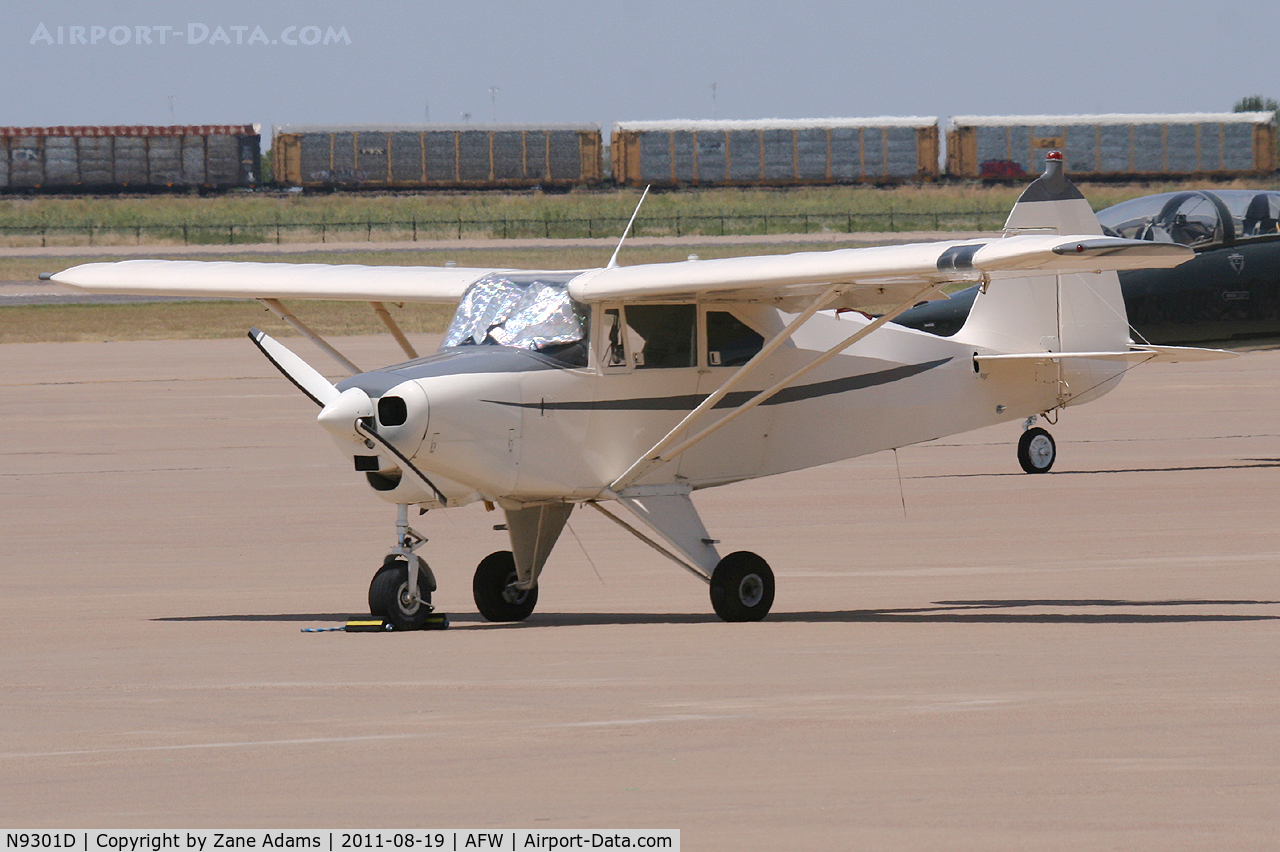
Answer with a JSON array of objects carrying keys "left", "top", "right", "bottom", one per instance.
[{"left": 0, "top": 300, "right": 456, "bottom": 344}]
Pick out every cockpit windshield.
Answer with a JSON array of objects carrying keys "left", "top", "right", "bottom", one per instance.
[
  {"left": 1098, "top": 191, "right": 1225, "bottom": 247},
  {"left": 1222, "top": 190, "right": 1280, "bottom": 239},
  {"left": 1098, "top": 190, "right": 1280, "bottom": 248},
  {"left": 441, "top": 271, "right": 589, "bottom": 366}
]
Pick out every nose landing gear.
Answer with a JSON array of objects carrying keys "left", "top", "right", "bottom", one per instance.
[{"left": 368, "top": 504, "right": 438, "bottom": 630}]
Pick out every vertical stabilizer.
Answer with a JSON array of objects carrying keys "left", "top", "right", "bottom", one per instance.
[{"left": 958, "top": 152, "right": 1130, "bottom": 359}]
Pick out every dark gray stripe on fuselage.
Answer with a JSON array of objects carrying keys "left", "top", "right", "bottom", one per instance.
[{"left": 485, "top": 358, "right": 952, "bottom": 412}]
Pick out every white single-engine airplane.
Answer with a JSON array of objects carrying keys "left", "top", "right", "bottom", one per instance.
[{"left": 53, "top": 153, "right": 1232, "bottom": 626}]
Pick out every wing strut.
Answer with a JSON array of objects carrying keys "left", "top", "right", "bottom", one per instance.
[
  {"left": 609, "top": 281, "right": 845, "bottom": 491},
  {"left": 259, "top": 298, "right": 361, "bottom": 375},
  {"left": 586, "top": 501, "right": 712, "bottom": 583},
  {"left": 609, "top": 279, "right": 946, "bottom": 492},
  {"left": 370, "top": 301, "right": 419, "bottom": 359}
]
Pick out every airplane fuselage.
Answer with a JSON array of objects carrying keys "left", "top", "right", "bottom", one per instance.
[{"left": 331, "top": 306, "right": 1108, "bottom": 509}]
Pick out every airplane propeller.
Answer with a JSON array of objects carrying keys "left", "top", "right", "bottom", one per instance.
[
  {"left": 248, "top": 327, "right": 449, "bottom": 506},
  {"left": 248, "top": 327, "right": 341, "bottom": 407},
  {"left": 249, "top": 327, "right": 372, "bottom": 442}
]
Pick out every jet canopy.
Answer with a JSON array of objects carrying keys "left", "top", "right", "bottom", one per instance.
[
  {"left": 1099, "top": 190, "right": 1280, "bottom": 249},
  {"left": 441, "top": 271, "right": 589, "bottom": 366}
]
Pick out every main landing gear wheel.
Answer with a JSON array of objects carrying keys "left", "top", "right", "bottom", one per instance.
[
  {"left": 709, "top": 551, "right": 775, "bottom": 622},
  {"left": 473, "top": 550, "right": 538, "bottom": 622},
  {"left": 369, "top": 556, "right": 434, "bottom": 630},
  {"left": 1018, "top": 426, "right": 1057, "bottom": 474}
]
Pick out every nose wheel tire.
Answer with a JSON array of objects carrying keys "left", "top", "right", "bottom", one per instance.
[
  {"left": 1017, "top": 427, "right": 1056, "bottom": 474},
  {"left": 473, "top": 550, "right": 538, "bottom": 622},
  {"left": 369, "top": 558, "right": 434, "bottom": 630},
  {"left": 709, "top": 551, "right": 775, "bottom": 622}
]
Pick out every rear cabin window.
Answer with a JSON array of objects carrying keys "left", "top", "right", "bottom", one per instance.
[{"left": 706, "top": 311, "right": 764, "bottom": 366}]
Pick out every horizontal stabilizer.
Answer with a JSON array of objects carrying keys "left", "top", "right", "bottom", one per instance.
[
  {"left": 975, "top": 345, "right": 1236, "bottom": 364},
  {"left": 1125, "top": 344, "right": 1238, "bottom": 362}
]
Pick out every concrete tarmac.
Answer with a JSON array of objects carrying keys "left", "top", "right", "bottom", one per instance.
[{"left": 2, "top": 334, "right": 1279, "bottom": 848}]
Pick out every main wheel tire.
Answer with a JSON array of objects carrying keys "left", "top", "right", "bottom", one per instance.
[
  {"left": 709, "top": 551, "right": 775, "bottom": 622},
  {"left": 368, "top": 559, "right": 433, "bottom": 630},
  {"left": 473, "top": 550, "right": 538, "bottom": 622},
  {"left": 1017, "top": 426, "right": 1056, "bottom": 474}
]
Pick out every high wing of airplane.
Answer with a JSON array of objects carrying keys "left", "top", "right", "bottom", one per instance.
[{"left": 51, "top": 152, "right": 1233, "bottom": 625}]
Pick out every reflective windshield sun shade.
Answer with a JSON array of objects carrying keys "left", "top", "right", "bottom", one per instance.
[{"left": 442, "top": 272, "right": 587, "bottom": 355}]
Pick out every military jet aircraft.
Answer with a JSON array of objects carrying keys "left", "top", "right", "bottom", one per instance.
[
  {"left": 897, "top": 189, "right": 1280, "bottom": 346},
  {"left": 51, "top": 153, "right": 1229, "bottom": 626}
]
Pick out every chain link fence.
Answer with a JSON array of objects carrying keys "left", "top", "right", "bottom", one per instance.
[{"left": 0, "top": 209, "right": 1007, "bottom": 248}]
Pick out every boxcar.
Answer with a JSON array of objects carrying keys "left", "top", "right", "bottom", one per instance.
[
  {"left": 610, "top": 118, "right": 941, "bottom": 187},
  {"left": 0, "top": 125, "right": 261, "bottom": 191},
  {"left": 272, "top": 124, "right": 604, "bottom": 190},
  {"left": 946, "top": 113, "right": 1278, "bottom": 181}
]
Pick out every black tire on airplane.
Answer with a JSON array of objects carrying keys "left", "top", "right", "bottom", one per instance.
[
  {"left": 1018, "top": 427, "right": 1057, "bottom": 474},
  {"left": 710, "top": 551, "right": 775, "bottom": 622},
  {"left": 473, "top": 550, "right": 538, "bottom": 622},
  {"left": 369, "top": 559, "right": 433, "bottom": 630}
]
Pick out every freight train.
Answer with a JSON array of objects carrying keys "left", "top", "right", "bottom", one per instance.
[
  {"left": 1, "top": 113, "right": 1275, "bottom": 193},
  {"left": 0, "top": 125, "right": 261, "bottom": 191}
]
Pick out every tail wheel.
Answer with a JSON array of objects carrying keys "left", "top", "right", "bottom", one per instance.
[
  {"left": 473, "top": 550, "right": 538, "bottom": 622},
  {"left": 369, "top": 558, "right": 433, "bottom": 630},
  {"left": 1018, "top": 427, "right": 1056, "bottom": 474},
  {"left": 710, "top": 551, "right": 775, "bottom": 622}
]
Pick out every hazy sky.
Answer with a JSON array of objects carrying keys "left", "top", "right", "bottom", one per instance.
[{"left": 8, "top": 0, "right": 1278, "bottom": 142}]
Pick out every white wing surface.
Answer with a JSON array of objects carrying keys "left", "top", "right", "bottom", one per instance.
[
  {"left": 51, "top": 259, "right": 513, "bottom": 303},
  {"left": 51, "top": 235, "right": 1190, "bottom": 312},
  {"left": 567, "top": 235, "right": 1191, "bottom": 310}
]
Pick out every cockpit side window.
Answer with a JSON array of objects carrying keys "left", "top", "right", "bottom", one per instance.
[
  {"left": 1236, "top": 192, "right": 1280, "bottom": 238},
  {"left": 624, "top": 304, "right": 697, "bottom": 369},
  {"left": 706, "top": 310, "right": 765, "bottom": 366},
  {"left": 602, "top": 308, "right": 628, "bottom": 368}
]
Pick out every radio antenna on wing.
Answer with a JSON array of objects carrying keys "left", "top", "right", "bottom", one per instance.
[{"left": 607, "top": 185, "right": 650, "bottom": 269}]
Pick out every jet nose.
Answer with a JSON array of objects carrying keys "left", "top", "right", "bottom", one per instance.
[{"left": 317, "top": 386, "right": 373, "bottom": 443}]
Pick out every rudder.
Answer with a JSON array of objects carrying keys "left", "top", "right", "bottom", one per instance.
[{"left": 956, "top": 152, "right": 1131, "bottom": 404}]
